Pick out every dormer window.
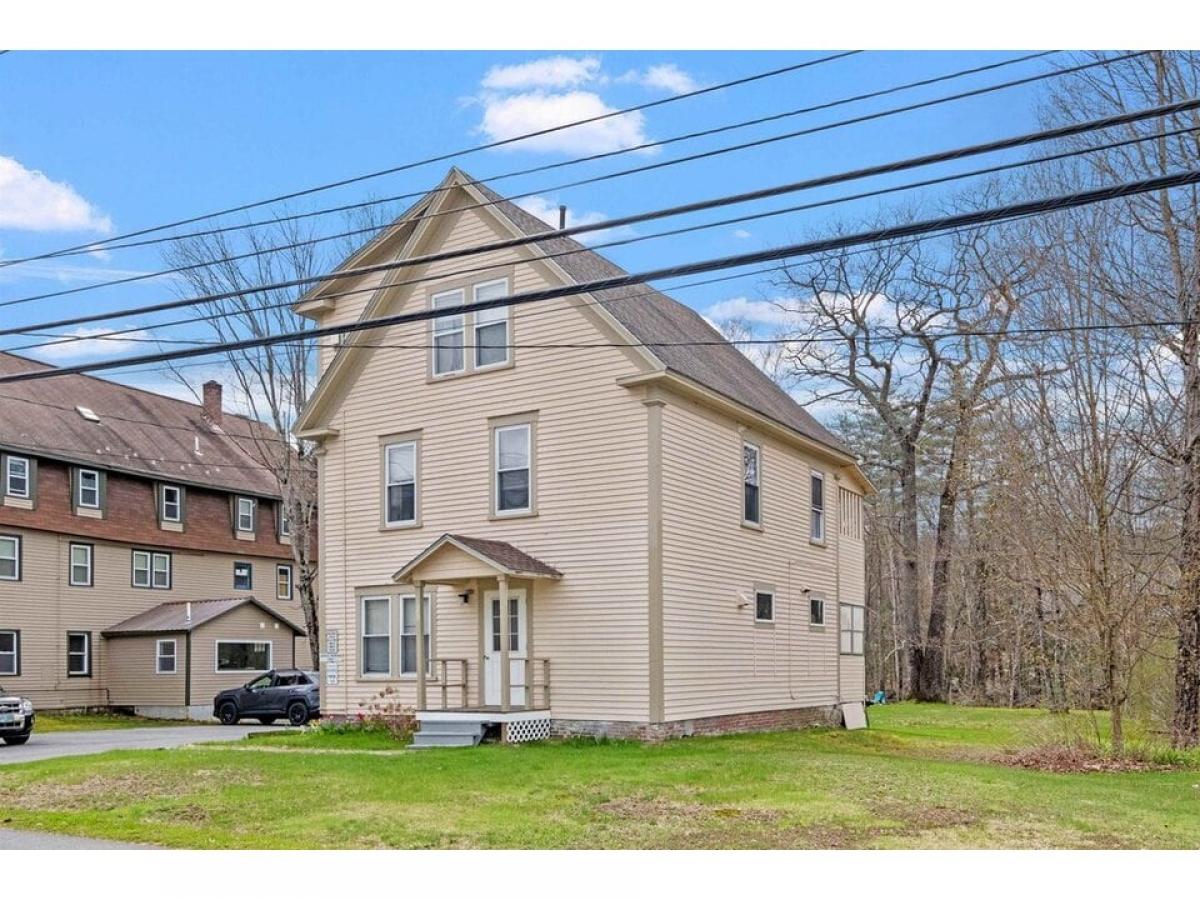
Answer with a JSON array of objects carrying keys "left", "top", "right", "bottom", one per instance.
[
  {"left": 4, "top": 456, "right": 29, "bottom": 499},
  {"left": 160, "top": 484, "right": 182, "bottom": 523},
  {"left": 77, "top": 469, "right": 101, "bottom": 509},
  {"left": 236, "top": 497, "right": 256, "bottom": 535}
]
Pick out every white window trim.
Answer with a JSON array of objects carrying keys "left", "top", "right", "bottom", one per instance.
[
  {"left": 151, "top": 552, "right": 171, "bottom": 589},
  {"left": 4, "top": 456, "right": 29, "bottom": 499},
  {"left": 156, "top": 638, "right": 177, "bottom": 674},
  {"left": 276, "top": 564, "right": 293, "bottom": 600},
  {"left": 160, "top": 485, "right": 182, "bottom": 523},
  {"left": 214, "top": 639, "right": 273, "bottom": 673},
  {"left": 0, "top": 534, "right": 19, "bottom": 581},
  {"left": 384, "top": 441, "right": 418, "bottom": 527},
  {"left": 431, "top": 287, "right": 467, "bottom": 377},
  {"left": 360, "top": 595, "right": 391, "bottom": 677},
  {"left": 494, "top": 422, "right": 532, "bottom": 516},
  {"left": 809, "top": 592, "right": 826, "bottom": 627},
  {"left": 399, "top": 592, "right": 433, "bottom": 677},
  {"left": 811, "top": 470, "right": 826, "bottom": 544},
  {"left": 0, "top": 630, "right": 17, "bottom": 676},
  {"left": 77, "top": 468, "right": 101, "bottom": 509},
  {"left": 473, "top": 277, "right": 511, "bottom": 370},
  {"left": 67, "top": 632, "right": 90, "bottom": 676},
  {"left": 69, "top": 543, "right": 93, "bottom": 587},
  {"left": 278, "top": 504, "right": 291, "bottom": 538},
  {"left": 840, "top": 603, "right": 865, "bottom": 656},
  {"left": 133, "top": 550, "right": 171, "bottom": 590},
  {"left": 236, "top": 497, "right": 256, "bottom": 534},
  {"left": 743, "top": 441, "right": 762, "bottom": 527},
  {"left": 754, "top": 588, "right": 775, "bottom": 624}
]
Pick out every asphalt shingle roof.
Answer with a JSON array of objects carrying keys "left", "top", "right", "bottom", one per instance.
[{"left": 103, "top": 596, "right": 306, "bottom": 636}]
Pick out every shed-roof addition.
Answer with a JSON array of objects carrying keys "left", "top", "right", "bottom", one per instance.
[
  {"left": 103, "top": 596, "right": 306, "bottom": 637},
  {"left": 393, "top": 533, "right": 563, "bottom": 584}
]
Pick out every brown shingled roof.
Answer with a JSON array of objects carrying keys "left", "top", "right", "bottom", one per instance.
[
  {"left": 0, "top": 352, "right": 283, "bottom": 497},
  {"left": 394, "top": 533, "right": 562, "bottom": 582},
  {"left": 103, "top": 596, "right": 306, "bottom": 636}
]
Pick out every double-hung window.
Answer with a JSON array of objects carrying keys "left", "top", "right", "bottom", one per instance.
[
  {"left": 69, "top": 543, "right": 93, "bottom": 587},
  {"left": 160, "top": 484, "right": 182, "bottom": 523},
  {"left": 431, "top": 288, "right": 466, "bottom": 376},
  {"left": 0, "top": 535, "right": 19, "bottom": 581},
  {"left": 811, "top": 471, "right": 826, "bottom": 543},
  {"left": 236, "top": 497, "right": 256, "bottom": 534},
  {"left": 473, "top": 278, "right": 510, "bottom": 369},
  {"left": 384, "top": 441, "right": 417, "bottom": 526},
  {"left": 133, "top": 550, "right": 171, "bottom": 589},
  {"left": 67, "top": 632, "right": 90, "bottom": 677},
  {"left": 0, "top": 630, "right": 18, "bottom": 675},
  {"left": 4, "top": 456, "right": 29, "bottom": 499},
  {"left": 361, "top": 596, "right": 391, "bottom": 675},
  {"left": 743, "top": 442, "right": 761, "bottom": 526},
  {"left": 400, "top": 593, "right": 432, "bottom": 675},
  {"left": 77, "top": 468, "right": 101, "bottom": 508},
  {"left": 276, "top": 564, "right": 293, "bottom": 600},
  {"left": 494, "top": 423, "right": 531, "bottom": 515},
  {"left": 233, "top": 561, "right": 253, "bottom": 591},
  {"left": 156, "top": 639, "right": 177, "bottom": 674},
  {"left": 840, "top": 604, "right": 865, "bottom": 655}
]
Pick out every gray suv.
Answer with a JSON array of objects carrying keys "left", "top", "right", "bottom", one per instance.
[{"left": 213, "top": 669, "right": 320, "bottom": 726}]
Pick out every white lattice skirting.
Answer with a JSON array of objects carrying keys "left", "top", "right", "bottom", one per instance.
[{"left": 504, "top": 716, "right": 552, "bottom": 743}]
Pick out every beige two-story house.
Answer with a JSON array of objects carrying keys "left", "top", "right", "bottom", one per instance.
[
  {"left": 0, "top": 355, "right": 311, "bottom": 718},
  {"left": 295, "top": 168, "right": 871, "bottom": 744}
]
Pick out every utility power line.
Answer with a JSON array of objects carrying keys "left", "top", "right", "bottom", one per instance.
[
  {"left": 1, "top": 52, "right": 860, "bottom": 268},
  {"left": 4, "top": 90, "right": 1191, "bottom": 345},
  {"left": 2, "top": 168, "right": 1197, "bottom": 387},
  {"left": 4, "top": 51, "right": 1057, "bottom": 266}
]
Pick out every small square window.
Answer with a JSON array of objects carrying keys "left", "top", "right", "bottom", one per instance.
[
  {"left": 755, "top": 590, "right": 774, "bottom": 623},
  {"left": 810, "top": 594, "right": 825, "bottom": 626},
  {"left": 234, "top": 561, "right": 253, "bottom": 591}
]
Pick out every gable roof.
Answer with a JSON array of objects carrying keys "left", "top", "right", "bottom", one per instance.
[
  {"left": 393, "top": 533, "right": 563, "bottom": 583},
  {"left": 297, "top": 169, "right": 849, "bottom": 457},
  {"left": 103, "top": 596, "right": 306, "bottom": 636},
  {"left": 0, "top": 351, "right": 283, "bottom": 497}
]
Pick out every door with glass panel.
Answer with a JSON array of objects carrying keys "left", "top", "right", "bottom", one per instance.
[{"left": 483, "top": 589, "right": 527, "bottom": 707}]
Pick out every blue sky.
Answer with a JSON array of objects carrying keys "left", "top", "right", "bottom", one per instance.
[{"left": 0, "top": 50, "right": 1053, "bottom": 397}]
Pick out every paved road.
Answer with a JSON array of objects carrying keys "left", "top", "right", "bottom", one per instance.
[
  {"left": 0, "top": 724, "right": 286, "bottom": 766},
  {"left": 0, "top": 827, "right": 152, "bottom": 850}
]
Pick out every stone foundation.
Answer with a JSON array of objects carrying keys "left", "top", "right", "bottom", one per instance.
[{"left": 551, "top": 703, "right": 840, "bottom": 742}]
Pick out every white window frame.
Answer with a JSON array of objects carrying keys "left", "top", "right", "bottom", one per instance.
[
  {"left": 840, "top": 603, "right": 865, "bottom": 656},
  {"left": 473, "top": 278, "right": 511, "bottom": 370},
  {"left": 69, "top": 542, "right": 93, "bottom": 587},
  {"left": 160, "top": 484, "right": 182, "bottom": 523},
  {"left": 400, "top": 592, "right": 432, "bottom": 676},
  {"left": 278, "top": 504, "right": 291, "bottom": 538},
  {"left": 215, "top": 640, "right": 273, "bottom": 673},
  {"left": 236, "top": 496, "right": 256, "bottom": 534},
  {"left": 67, "top": 631, "right": 90, "bottom": 676},
  {"left": 0, "top": 630, "right": 17, "bottom": 676},
  {"left": 0, "top": 534, "right": 19, "bottom": 581},
  {"left": 431, "top": 288, "right": 466, "bottom": 376},
  {"left": 743, "top": 442, "right": 762, "bottom": 526},
  {"left": 77, "top": 468, "right": 101, "bottom": 509},
  {"left": 384, "top": 441, "right": 418, "bottom": 526},
  {"left": 4, "top": 455, "right": 29, "bottom": 499},
  {"left": 754, "top": 588, "right": 775, "bottom": 624},
  {"left": 811, "top": 470, "right": 826, "bottom": 543},
  {"left": 233, "top": 560, "right": 253, "bottom": 591},
  {"left": 810, "top": 592, "right": 826, "bottom": 626},
  {"left": 156, "top": 638, "right": 177, "bottom": 674},
  {"left": 494, "top": 423, "right": 532, "bottom": 516},
  {"left": 276, "top": 564, "right": 293, "bottom": 600},
  {"left": 360, "top": 596, "right": 391, "bottom": 676},
  {"left": 133, "top": 550, "right": 171, "bottom": 590}
]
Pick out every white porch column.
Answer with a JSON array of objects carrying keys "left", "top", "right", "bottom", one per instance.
[
  {"left": 415, "top": 579, "right": 427, "bottom": 711},
  {"left": 498, "top": 573, "right": 511, "bottom": 712}
]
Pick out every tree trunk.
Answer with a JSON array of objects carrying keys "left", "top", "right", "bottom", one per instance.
[
  {"left": 898, "top": 439, "right": 923, "bottom": 698},
  {"left": 1173, "top": 317, "right": 1200, "bottom": 748}
]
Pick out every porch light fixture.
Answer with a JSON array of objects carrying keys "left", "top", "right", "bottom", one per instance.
[{"left": 458, "top": 589, "right": 474, "bottom": 604}]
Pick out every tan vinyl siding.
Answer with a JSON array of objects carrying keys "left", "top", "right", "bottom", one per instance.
[
  {"left": 0, "top": 527, "right": 307, "bottom": 709},
  {"left": 319, "top": 199, "right": 651, "bottom": 722},
  {"left": 106, "top": 634, "right": 185, "bottom": 706},
  {"left": 189, "top": 603, "right": 300, "bottom": 702},
  {"left": 659, "top": 396, "right": 847, "bottom": 721}
]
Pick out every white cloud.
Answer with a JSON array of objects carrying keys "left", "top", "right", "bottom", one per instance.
[
  {"left": 0, "top": 259, "right": 156, "bottom": 285},
  {"left": 633, "top": 64, "right": 700, "bottom": 95},
  {"left": 0, "top": 156, "right": 113, "bottom": 233},
  {"left": 705, "top": 296, "right": 799, "bottom": 327},
  {"left": 732, "top": 228, "right": 752, "bottom": 240},
  {"left": 482, "top": 56, "right": 603, "bottom": 91},
  {"left": 479, "top": 91, "right": 649, "bottom": 155},
  {"left": 32, "top": 327, "right": 155, "bottom": 362}
]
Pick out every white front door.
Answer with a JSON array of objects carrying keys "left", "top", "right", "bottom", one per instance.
[{"left": 484, "top": 589, "right": 527, "bottom": 707}]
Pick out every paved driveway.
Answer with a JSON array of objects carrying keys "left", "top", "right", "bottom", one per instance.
[
  {"left": 0, "top": 724, "right": 286, "bottom": 766},
  {"left": 0, "top": 827, "right": 152, "bottom": 849}
]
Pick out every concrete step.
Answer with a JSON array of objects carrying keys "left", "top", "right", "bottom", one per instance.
[
  {"left": 411, "top": 731, "right": 481, "bottom": 749},
  {"left": 416, "top": 719, "right": 487, "bottom": 735}
]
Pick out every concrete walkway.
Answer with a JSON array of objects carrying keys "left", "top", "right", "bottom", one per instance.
[
  {"left": 0, "top": 724, "right": 286, "bottom": 766},
  {"left": 0, "top": 827, "right": 152, "bottom": 850}
]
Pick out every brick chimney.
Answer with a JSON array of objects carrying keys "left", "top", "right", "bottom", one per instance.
[{"left": 202, "top": 380, "right": 223, "bottom": 426}]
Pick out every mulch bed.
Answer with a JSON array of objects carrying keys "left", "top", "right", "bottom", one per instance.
[{"left": 998, "top": 745, "right": 1174, "bottom": 773}]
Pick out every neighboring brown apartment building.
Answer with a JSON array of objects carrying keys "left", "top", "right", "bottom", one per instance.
[{"left": 0, "top": 352, "right": 311, "bottom": 717}]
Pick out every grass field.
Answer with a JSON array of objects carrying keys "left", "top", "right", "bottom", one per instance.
[
  {"left": 33, "top": 713, "right": 206, "bottom": 733},
  {"left": 1, "top": 704, "right": 1197, "bottom": 849}
]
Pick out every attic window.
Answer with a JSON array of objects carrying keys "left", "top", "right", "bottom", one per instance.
[{"left": 76, "top": 406, "right": 100, "bottom": 423}]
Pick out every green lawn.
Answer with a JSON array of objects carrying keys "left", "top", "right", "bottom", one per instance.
[
  {"left": 1, "top": 704, "right": 1197, "bottom": 849},
  {"left": 33, "top": 712, "right": 206, "bottom": 733}
]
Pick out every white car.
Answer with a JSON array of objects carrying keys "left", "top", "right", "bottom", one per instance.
[{"left": 0, "top": 684, "right": 35, "bottom": 745}]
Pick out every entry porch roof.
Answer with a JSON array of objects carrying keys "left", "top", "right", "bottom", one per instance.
[{"left": 392, "top": 533, "right": 562, "bottom": 585}]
